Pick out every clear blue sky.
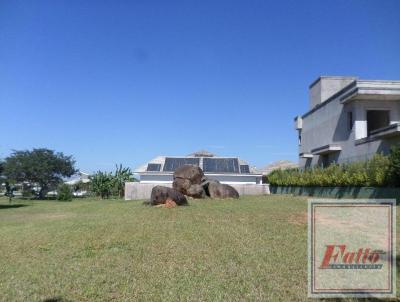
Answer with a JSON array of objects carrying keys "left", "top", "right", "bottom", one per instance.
[{"left": 1, "top": 0, "right": 399, "bottom": 172}]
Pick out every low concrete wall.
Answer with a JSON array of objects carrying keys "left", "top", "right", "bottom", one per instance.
[
  {"left": 270, "top": 185, "right": 400, "bottom": 202},
  {"left": 229, "top": 184, "right": 270, "bottom": 196},
  {"left": 125, "top": 182, "right": 172, "bottom": 200},
  {"left": 125, "top": 182, "right": 270, "bottom": 200}
]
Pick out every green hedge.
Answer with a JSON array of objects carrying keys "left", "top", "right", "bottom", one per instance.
[{"left": 268, "top": 145, "right": 400, "bottom": 187}]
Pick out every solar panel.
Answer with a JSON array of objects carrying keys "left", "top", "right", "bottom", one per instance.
[
  {"left": 147, "top": 163, "right": 161, "bottom": 172},
  {"left": 163, "top": 157, "right": 200, "bottom": 172},
  {"left": 202, "top": 158, "right": 240, "bottom": 173},
  {"left": 240, "top": 165, "right": 250, "bottom": 173}
]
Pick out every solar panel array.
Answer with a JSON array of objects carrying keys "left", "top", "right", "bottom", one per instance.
[
  {"left": 202, "top": 158, "right": 240, "bottom": 173},
  {"left": 146, "top": 163, "right": 161, "bottom": 172},
  {"left": 163, "top": 157, "right": 200, "bottom": 172},
  {"left": 240, "top": 165, "right": 250, "bottom": 173}
]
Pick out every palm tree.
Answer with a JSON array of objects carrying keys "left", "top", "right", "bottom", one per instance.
[{"left": 113, "top": 164, "right": 135, "bottom": 198}]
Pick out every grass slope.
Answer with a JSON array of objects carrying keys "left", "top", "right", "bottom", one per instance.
[{"left": 0, "top": 196, "right": 397, "bottom": 301}]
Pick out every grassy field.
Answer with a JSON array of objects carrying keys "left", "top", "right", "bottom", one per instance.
[{"left": 0, "top": 195, "right": 398, "bottom": 302}]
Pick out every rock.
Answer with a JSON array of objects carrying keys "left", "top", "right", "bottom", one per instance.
[
  {"left": 186, "top": 184, "right": 206, "bottom": 198},
  {"left": 173, "top": 165, "right": 206, "bottom": 198},
  {"left": 174, "top": 165, "right": 204, "bottom": 184},
  {"left": 207, "top": 182, "right": 239, "bottom": 199},
  {"left": 172, "top": 165, "right": 239, "bottom": 200},
  {"left": 201, "top": 178, "right": 219, "bottom": 187},
  {"left": 172, "top": 178, "right": 192, "bottom": 194},
  {"left": 150, "top": 186, "right": 188, "bottom": 206}
]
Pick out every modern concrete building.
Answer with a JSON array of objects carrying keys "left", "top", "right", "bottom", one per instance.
[
  {"left": 134, "top": 150, "right": 263, "bottom": 185},
  {"left": 295, "top": 76, "right": 400, "bottom": 168},
  {"left": 125, "top": 150, "right": 269, "bottom": 200}
]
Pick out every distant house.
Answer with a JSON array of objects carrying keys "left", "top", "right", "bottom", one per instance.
[
  {"left": 134, "top": 150, "right": 263, "bottom": 185},
  {"left": 257, "top": 160, "right": 299, "bottom": 175},
  {"left": 295, "top": 76, "right": 400, "bottom": 168},
  {"left": 64, "top": 171, "right": 90, "bottom": 185},
  {"left": 64, "top": 171, "right": 90, "bottom": 196}
]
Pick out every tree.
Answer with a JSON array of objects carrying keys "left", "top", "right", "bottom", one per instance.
[
  {"left": 57, "top": 183, "right": 73, "bottom": 201},
  {"left": 90, "top": 171, "right": 114, "bottom": 199},
  {"left": 3, "top": 148, "right": 76, "bottom": 199},
  {"left": 4, "top": 182, "right": 16, "bottom": 203},
  {"left": 113, "top": 164, "right": 134, "bottom": 198}
]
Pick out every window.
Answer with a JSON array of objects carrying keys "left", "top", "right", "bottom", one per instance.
[
  {"left": 240, "top": 165, "right": 250, "bottom": 173},
  {"left": 347, "top": 111, "right": 353, "bottom": 131},
  {"left": 298, "top": 130, "right": 302, "bottom": 145},
  {"left": 203, "top": 158, "right": 240, "bottom": 173},
  {"left": 163, "top": 158, "right": 200, "bottom": 172},
  {"left": 146, "top": 163, "right": 161, "bottom": 172},
  {"left": 320, "top": 155, "right": 330, "bottom": 168},
  {"left": 367, "top": 110, "right": 390, "bottom": 135}
]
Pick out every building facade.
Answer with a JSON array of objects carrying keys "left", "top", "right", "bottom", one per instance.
[
  {"left": 134, "top": 151, "right": 262, "bottom": 184},
  {"left": 295, "top": 76, "right": 400, "bottom": 168}
]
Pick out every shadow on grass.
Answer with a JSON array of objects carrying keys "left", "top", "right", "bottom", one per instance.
[
  {"left": 0, "top": 204, "right": 28, "bottom": 209},
  {"left": 320, "top": 298, "right": 391, "bottom": 302},
  {"left": 43, "top": 297, "right": 71, "bottom": 302}
]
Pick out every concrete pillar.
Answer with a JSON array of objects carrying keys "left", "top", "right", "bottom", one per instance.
[{"left": 354, "top": 103, "right": 367, "bottom": 139}]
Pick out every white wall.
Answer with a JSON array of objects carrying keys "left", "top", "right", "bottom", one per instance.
[{"left": 139, "top": 173, "right": 261, "bottom": 185}]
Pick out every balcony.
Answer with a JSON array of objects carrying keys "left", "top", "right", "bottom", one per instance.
[
  {"left": 311, "top": 144, "right": 342, "bottom": 155},
  {"left": 300, "top": 152, "right": 313, "bottom": 158},
  {"left": 369, "top": 123, "right": 400, "bottom": 138}
]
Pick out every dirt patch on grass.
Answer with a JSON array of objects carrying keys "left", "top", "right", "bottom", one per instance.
[{"left": 288, "top": 212, "right": 308, "bottom": 225}]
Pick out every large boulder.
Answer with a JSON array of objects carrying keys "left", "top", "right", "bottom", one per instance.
[
  {"left": 186, "top": 184, "right": 206, "bottom": 198},
  {"left": 174, "top": 165, "right": 204, "bottom": 184},
  {"left": 173, "top": 165, "right": 206, "bottom": 198},
  {"left": 207, "top": 182, "right": 239, "bottom": 199},
  {"left": 150, "top": 186, "right": 188, "bottom": 206}
]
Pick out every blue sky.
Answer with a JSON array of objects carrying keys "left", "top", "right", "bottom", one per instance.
[{"left": 1, "top": 0, "right": 399, "bottom": 172}]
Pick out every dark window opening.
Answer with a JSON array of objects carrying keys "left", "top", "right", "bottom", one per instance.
[
  {"left": 240, "top": 165, "right": 250, "bottom": 173},
  {"left": 163, "top": 158, "right": 200, "bottom": 172},
  {"left": 367, "top": 110, "right": 390, "bottom": 135},
  {"left": 348, "top": 111, "right": 353, "bottom": 131},
  {"left": 203, "top": 158, "right": 240, "bottom": 173},
  {"left": 147, "top": 163, "right": 161, "bottom": 171},
  {"left": 320, "top": 155, "right": 330, "bottom": 168}
]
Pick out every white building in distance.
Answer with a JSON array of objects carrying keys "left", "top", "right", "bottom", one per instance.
[{"left": 134, "top": 150, "right": 262, "bottom": 185}]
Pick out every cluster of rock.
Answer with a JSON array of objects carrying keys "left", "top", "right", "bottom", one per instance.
[{"left": 149, "top": 165, "right": 239, "bottom": 206}]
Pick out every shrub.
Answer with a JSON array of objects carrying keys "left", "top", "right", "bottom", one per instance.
[
  {"left": 57, "top": 183, "right": 73, "bottom": 201},
  {"left": 268, "top": 153, "right": 392, "bottom": 187},
  {"left": 388, "top": 144, "right": 400, "bottom": 186},
  {"left": 90, "top": 165, "right": 136, "bottom": 199},
  {"left": 112, "top": 164, "right": 134, "bottom": 198},
  {"left": 90, "top": 171, "right": 114, "bottom": 199}
]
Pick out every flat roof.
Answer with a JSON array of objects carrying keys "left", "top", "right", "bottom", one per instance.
[{"left": 298, "top": 78, "right": 400, "bottom": 120}]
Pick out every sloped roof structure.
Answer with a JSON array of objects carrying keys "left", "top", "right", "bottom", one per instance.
[{"left": 135, "top": 151, "right": 259, "bottom": 175}]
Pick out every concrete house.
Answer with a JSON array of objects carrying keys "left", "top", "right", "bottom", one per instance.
[{"left": 295, "top": 76, "right": 400, "bottom": 168}]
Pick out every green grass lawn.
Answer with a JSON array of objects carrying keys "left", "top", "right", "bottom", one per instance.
[{"left": 0, "top": 195, "right": 398, "bottom": 302}]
